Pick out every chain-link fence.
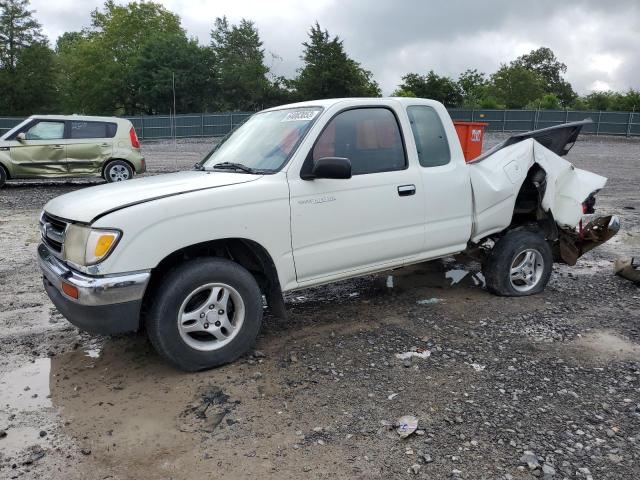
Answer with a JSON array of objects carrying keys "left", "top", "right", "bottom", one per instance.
[{"left": 1, "top": 109, "right": 639, "bottom": 138}]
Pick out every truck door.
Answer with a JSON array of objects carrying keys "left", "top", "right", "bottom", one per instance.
[
  {"left": 9, "top": 120, "right": 67, "bottom": 177},
  {"left": 288, "top": 107, "right": 426, "bottom": 284},
  {"left": 406, "top": 105, "right": 473, "bottom": 255}
]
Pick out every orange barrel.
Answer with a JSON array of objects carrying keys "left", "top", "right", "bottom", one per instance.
[{"left": 453, "top": 121, "right": 488, "bottom": 162}]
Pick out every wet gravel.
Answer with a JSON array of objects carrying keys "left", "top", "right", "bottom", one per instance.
[{"left": 0, "top": 134, "right": 639, "bottom": 479}]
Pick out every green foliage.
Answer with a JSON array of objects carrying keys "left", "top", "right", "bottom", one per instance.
[
  {"left": 133, "top": 34, "right": 216, "bottom": 114},
  {"left": 0, "top": 0, "right": 55, "bottom": 115},
  {"left": 512, "top": 47, "right": 576, "bottom": 106},
  {"left": 490, "top": 64, "right": 545, "bottom": 109},
  {"left": 457, "top": 69, "right": 488, "bottom": 107},
  {"left": 527, "top": 93, "right": 561, "bottom": 110},
  {"left": 294, "top": 22, "right": 381, "bottom": 100},
  {"left": 210, "top": 17, "right": 270, "bottom": 110},
  {"left": 394, "top": 71, "right": 462, "bottom": 106}
]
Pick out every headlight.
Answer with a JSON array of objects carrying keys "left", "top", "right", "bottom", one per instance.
[{"left": 64, "top": 224, "right": 121, "bottom": 266}]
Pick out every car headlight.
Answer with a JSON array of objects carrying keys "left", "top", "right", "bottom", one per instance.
[{"left": 64, "top": 224, "right": 121, "bottom": 266}]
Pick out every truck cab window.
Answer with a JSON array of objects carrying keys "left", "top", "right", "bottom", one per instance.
[
  {"left": 407, "top": 106, "right": 451, "bottom": 167},
  {"left": 312, "top": 108, "right": 406, "bottom": 175}
]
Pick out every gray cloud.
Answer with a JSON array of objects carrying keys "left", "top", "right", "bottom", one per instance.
[{"left": 30, "top": 0, "right": 640, "bottom": 95}]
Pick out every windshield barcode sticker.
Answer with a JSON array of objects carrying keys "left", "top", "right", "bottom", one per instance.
[{"left": 282, "top": 110, "right": 319, "bottom": 122}]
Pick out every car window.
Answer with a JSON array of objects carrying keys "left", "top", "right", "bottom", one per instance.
[
  {"left": 407, "top": 106, "right": 451, "bottom": 167},
  {"left": 312, "top": 108, "right": 406, "bottom": 175},
  {"left": 69, "top": 121, "right": 117, "bottom": 139},
  {"left": 25, "top": 121, "right": 65, "bottom": 140}
]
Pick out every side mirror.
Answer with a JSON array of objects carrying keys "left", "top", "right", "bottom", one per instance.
[
  {"left": 16, "top": 132, "right": 26, "bottom": 142},
  {"left": 312, "top": 157, "right": 352, "bottom": 179}
]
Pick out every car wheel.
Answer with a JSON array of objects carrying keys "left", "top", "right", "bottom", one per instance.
[
  {"left": 482, "top": 230, "right": 552, "bottom": 297},
  {"left": 146, "top": 257, "right": 263, "bottom": 371},
  {"left": 0, "top": 165, "right": 6, "bottom": 188},
  {"left": 104, "top": 160, "right": 133, "bottom": 182}
]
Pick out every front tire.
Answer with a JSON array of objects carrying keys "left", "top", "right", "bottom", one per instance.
[
  {"left": 146, "top": 258, "right": 263, "bottom": 371},
  {"left": 482, "top": 230, "right": 553, "bottom": 297},
  {"left": 104, "top": 160, "right": 133, "bottom": 182}
]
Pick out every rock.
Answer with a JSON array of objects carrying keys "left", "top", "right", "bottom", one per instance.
[
  {"left": 421, "top": 453, "right": 433, "bottom": 463},
  {"left": 451, "top": 469, "right": 462, "bottom": 477},
  {"left": 252, "top": 350, "right": 266, "bottom": 358},
  {"left": 0, "top": 430, "right": 6, "bottom": 439},
  {"left": 542, "top": 464, "right": 555, "bottom": 477},
  {"left": 39, "top": 430, "right": 47, "bottom": 437},
  {"left": 410, "top": 464, "right": 421, "bottom": 474},
  {"left": 607, "top": 453, "right": 622, "bottom": 464},
  {"left": 80, "top": 448, "right": 91, "bottom": 456},
  {"left": 519, "top": 450, "right": 540, "bottom": 470}
]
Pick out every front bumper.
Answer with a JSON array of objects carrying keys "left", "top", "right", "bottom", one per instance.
[{"left": 38, "top": 244, "right": 150, "bottom": 334}]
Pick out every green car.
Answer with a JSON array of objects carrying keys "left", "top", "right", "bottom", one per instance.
[{"left": 0, "top": 115, "right": 145, "bottom": 187}]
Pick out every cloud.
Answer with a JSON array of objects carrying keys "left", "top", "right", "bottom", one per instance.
[{"left": 29, "top": 0, "right": 640, "bottom": 95}]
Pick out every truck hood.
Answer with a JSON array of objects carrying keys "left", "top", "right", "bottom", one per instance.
[{"left": 44, "top": 171, "right": 261, "bottom": 224}]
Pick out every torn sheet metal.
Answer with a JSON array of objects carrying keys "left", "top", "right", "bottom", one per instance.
[
  {"left": 558, "top": 215, "right": 620, "bottom": 265},
  {"left": 614, "top": 258, "right": 640, "bottom": 284},
  {"left": 469, "top": 138, "right": 608, "bottom": 242}
]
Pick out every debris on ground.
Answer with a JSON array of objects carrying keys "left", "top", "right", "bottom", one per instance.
[
  {"left": 416, "top": 297, "right": 440, "bottom": 305},
  {"left": 396, "top": 415, "right": 419, "bottom": 438},
  {"left": 614, "top": 257, "right": 640, "bottom": 284},
  {"left": 177, "top": 386, "right": 238, "bottom": 433},
  {"left": 395, "top": 349, "right": 431, "bottom": 360}
]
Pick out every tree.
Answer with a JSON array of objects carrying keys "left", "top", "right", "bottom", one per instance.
[
  {"left": 0, "top": 0, "right": 56, "bottom": 115},
  {"left": 527, "top": 93, "right": 561, "bottom": 110},
  {"left": 132, "top": 34, "right": 216, "bottom": 114},
  {"left": 490, "top": 64, "right": 545, "bottom": 109},
  {"left": 210, "top": 17, "right": 270, "bottom": 111},
  {"left": 512, "top": 47, "right": 576, "bottom": 106},
  {"left": 457, "top": 69, "right": 488, "bottom": 107},
  {"left": 57, "top": 1, "right": 184, "bottom": 115},
  {"left": 295, "top": 22, "right": 381, "bottom": 100},
  {"left": 393, "top": 71, "right": 462, "bottom": 106}
]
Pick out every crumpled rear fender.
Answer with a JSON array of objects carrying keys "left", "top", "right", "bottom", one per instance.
[
  {"left": 557, "top": 215, "right": 620, "bottom": 265},
  {"left": 469, "top": 138, "right": 609, "bottom": 242}
]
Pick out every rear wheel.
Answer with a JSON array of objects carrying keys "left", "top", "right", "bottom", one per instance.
[
  {"left": 146, "top": 258, "right": 263, "bottom": 371},
  {"left": 482, "top": 230, "right": 552, "bottom": 296},
  {"left": 104, "top": 160, "right": 133, "bottom": 182},
  {"left": 0, "top": 165, "right": 7, "bottom": 188}
]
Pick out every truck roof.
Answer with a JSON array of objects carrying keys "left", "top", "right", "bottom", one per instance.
[{"left": 262, "top": 97, "right": 443, "bottom": 112}]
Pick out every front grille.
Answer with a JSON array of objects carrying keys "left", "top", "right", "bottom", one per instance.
[{"left": 40, "top": 212, "right": 68, "bottom": 255}]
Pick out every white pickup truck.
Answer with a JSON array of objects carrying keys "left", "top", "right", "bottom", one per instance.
[{"left": 38, "top": 98, "right": 619, "bottom": 371}]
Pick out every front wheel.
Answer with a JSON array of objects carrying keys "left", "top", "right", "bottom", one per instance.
[
  {"left": 482, "top": 230, "right": 553, "bottom": 296},
  {"left": 146, "top": 258, "right": 263, "bottom": 371},
  {"left": 104, "top": 160, "right": 133, "bottom": 182}
]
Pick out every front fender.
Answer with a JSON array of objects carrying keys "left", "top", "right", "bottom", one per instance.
[{"left": 89, "top": 174, "right": 298, "bottom": 291}]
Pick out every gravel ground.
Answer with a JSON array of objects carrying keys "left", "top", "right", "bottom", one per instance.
[{"left": 0, "top": 133, "right": 639, "bottom": 480}]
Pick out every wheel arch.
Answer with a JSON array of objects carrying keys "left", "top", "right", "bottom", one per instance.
[{"left": 141, "top": 237, "right": 286, "bottom": 326}]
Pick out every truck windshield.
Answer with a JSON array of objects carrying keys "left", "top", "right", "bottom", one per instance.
[{"left": 201, "top": 107, "right": 322, "bottom": 173}]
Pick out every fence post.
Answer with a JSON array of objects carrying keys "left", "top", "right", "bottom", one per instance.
[
  {"left": 596, "top": 111, "right": 601, "bottom": 136},
  {"left": 502, "top": 109, "right": 506, "bottom": 132},
  {"left": 140, "top": 115, "right": 145, "bottom": 140},
  {"left": 626, "top": 109, "right": 634, "bottom": 138},
  {"left": 471, "top": 108, "right": 475, "bottom": 122},
  {"left": 565, "top": 109, "right": 569, "bottom": 123},
  {"left": 201, "top": 113, "right": 204, "bottom": 137}
]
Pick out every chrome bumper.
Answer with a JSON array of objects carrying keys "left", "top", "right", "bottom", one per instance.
[{"left": 37, "top": 243, "right": 150, "bottom": 306}]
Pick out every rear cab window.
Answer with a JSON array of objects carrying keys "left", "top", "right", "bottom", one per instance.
[
  {"left": 310, "top": 107, "right": 406, "bottom": 176},
  {"left": 407, "top": 106, "right": 451, "bottom": 167},
  {"left": 69, "top": 121, "right": 117, "bottom": 139}
]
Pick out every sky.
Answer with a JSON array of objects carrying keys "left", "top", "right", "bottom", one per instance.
[{"left": 30, "top": 0, "right": 640, "bottom": 96}]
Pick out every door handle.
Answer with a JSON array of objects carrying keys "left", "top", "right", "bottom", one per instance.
[
  {"left": 397, "top": 184, "right": 416, "bottom": 196},
  {"left": 100, "top": 143, "right": 109, "bottom": 147},
  {"left": 52, "top": 145, "right": 64, "bottom": 150}
]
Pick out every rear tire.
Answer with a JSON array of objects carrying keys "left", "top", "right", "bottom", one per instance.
[
  {"left": 146, "top": 257, "right": 263, "bottom": 371},
  {"left": 104, "top": 160, "right": 133, "bottom": 182},
  {"left": 482, "top": 230, "right": 552, "bottom": 297},
  {"left": 0, "top": 165, "right": 7, "bottom": 188}
]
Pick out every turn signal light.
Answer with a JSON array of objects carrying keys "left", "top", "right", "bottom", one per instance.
[
  {"left": 61, "top": 282, "right": 79, "bottom": 299},
  {"left": 94, "top": 234, "right": 115, "bottom": 257}
]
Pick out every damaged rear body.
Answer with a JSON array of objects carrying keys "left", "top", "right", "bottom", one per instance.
[{"left": 468, "top": 129, "right": 618, "bottom": 264}]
